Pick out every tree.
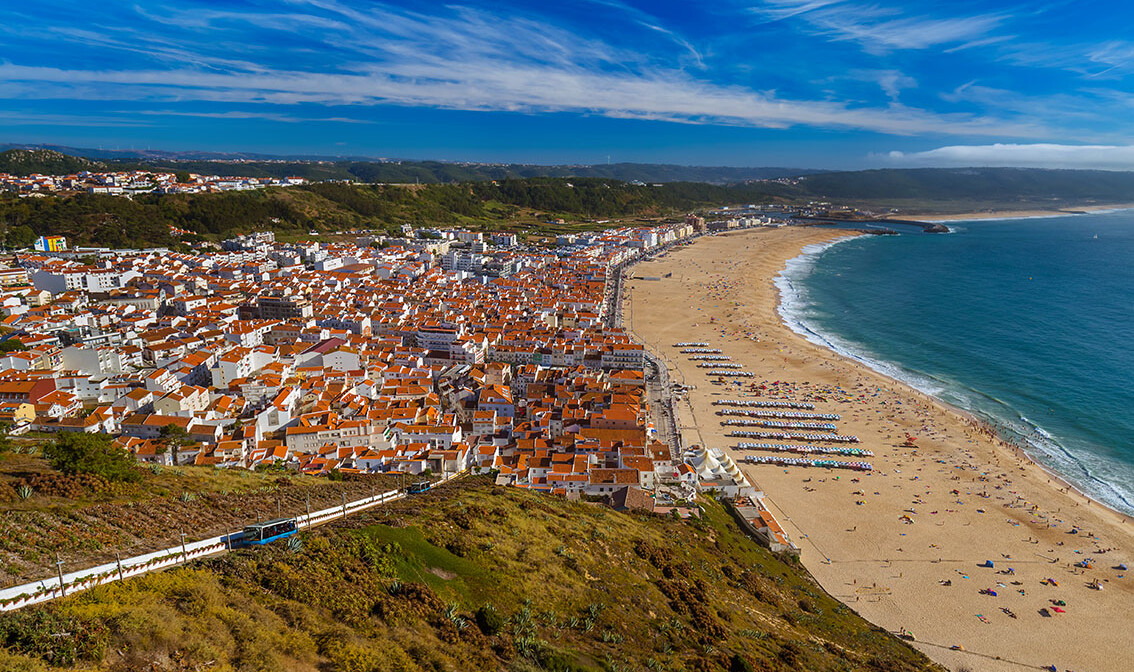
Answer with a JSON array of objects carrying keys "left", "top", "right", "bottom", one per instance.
[
  {"left": 0, "top": 339, "right": 26, "bottom": 353},
  {"left": 158, "top": 423, "right": 192, "bottom": 466},
  {"left": 7, "top": 225, "right": 35, "bottom": 249},
  {"left": 43, "top": 432, "right": 140, "bottom": 483}
]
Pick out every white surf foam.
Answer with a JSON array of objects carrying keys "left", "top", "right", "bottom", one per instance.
[
  {"left": 774, "top": 236, "right": 1134, "bottom": 515},
  {"left": 775, "top": 237, "right": 949, "bottom": 398}
]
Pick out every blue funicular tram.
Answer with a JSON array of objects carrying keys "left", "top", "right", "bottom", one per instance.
[{"left": 231, "top": 518, "right": 299, "bottom": 548}]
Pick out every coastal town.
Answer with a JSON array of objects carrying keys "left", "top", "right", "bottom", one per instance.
[
  {"left": 0, "top": 168, "right": 309, "bottom": 196},
  {"left": 0, "top": 212, "right": 801, "bottom": 545}
]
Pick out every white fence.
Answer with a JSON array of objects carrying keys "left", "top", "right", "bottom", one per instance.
[{"left": 0, "top": 474, "right": 459, "bottom": 612}]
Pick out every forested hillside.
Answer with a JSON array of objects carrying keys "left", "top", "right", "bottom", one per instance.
[
  {"left": 7, "top": 149, "right": 1134, "bottom": 249},
  {"left": 0, "top": 178, "right": 792, "bottom": 248},
  {"left": 117, "top": 160, "right": 817, "bottom": 185}
]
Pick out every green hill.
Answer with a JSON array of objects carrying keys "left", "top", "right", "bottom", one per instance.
[
  {"left": 0, "top": 478, "right": 940, "bottom": 672},
  {"left": 0, "top": 149, "right": 103, "bottom": 177},
  {"left": 0, "top": 178, "right": 792, "bottom": 248},
  {"left": 7, "top": 150, "right": 1134, "bottom": 249}
]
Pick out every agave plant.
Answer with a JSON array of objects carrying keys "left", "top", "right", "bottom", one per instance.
[
  {"left": 286, "top": 535, "right": 303, "bottom": 554},
  {"left": 179, "top": 491, "right": 196, "bottom": 503},
  {"left": 16, "top": 484, "right": 32, "bottom": 500},
  {"left": 600, "top": 628, "right": 624, "bottom": 644},
  {"left": 444, "top": 603, "right": 468, "bottom": 630}
]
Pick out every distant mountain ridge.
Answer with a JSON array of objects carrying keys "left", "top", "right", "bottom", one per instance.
[
  {"left": 796, "top": 167, "right": 1134, "bottom": 202},
  {"left": 0, "top": 143, "right": 817, "bottom": 184},
  {"left": 10, "top": 145, "right": 1134, "bottom": 200}
]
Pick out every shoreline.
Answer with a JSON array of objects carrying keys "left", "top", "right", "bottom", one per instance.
[
  {"left": 895, "top": 202, "right": 1134, "bottom": 222},
  {"left": 627, "top": 226, "right": 1134, "bottom": 672},
  {"left": 772, "top": 234, "right": 1133, "bottom": 522}
]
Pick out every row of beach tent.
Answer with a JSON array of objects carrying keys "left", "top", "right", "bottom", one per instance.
[
  {"left": 728, "top": 429, "right": 861, "bottom": 443},
  {"left": 718, "top": 409, "right": 840, "bottom": 420},
  {"left": 714, "top": 399, "right": 816, "bottom": 410},
  {"left": 723, "top": 419, "right": 839, "bottom": 431},
  {"left": 734, "top": 442, "right": 873, "bottom": 457},
  {"left": 742, "top": 454, "right": 873, "bottom": 471}
]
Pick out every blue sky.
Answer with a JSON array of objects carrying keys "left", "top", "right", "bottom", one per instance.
[{"left": 2, "top": 0, "right": 1134, "bottom": 169}]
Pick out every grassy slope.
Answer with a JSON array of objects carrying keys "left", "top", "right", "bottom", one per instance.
[
  {"left": 0, "top": 450, "right": 400, "bottom": 583},
  {"left": 0, "top": 477, "right": 942, "bottom": 672}
]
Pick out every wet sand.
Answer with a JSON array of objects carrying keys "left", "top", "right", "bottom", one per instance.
[{"left": 627, "top": 226, "right": 1133, "bottom": 672}]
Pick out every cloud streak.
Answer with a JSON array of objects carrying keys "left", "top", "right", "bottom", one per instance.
[
  {"left": 883, "top": 143, "right": 1134, "bottom": 170},
  {"left": 752, "top": 0, "right": 1005, "bottom": 53},
  {"left": 0, "top": 0, "right": 1129, "bottom": 159},
  {"left": 0, "top": 61, "right": 1041, "bottom": 138},
  {"left": 0, "top": 2, "right": 1042, "bottom": 138}
]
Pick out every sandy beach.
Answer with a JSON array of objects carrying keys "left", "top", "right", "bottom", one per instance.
[
  {"left": 897, "top": 203, "right": 1134, "bottom": 222},
  {"left": 627, "top": 226, "right": 1134, "bottom": 672}
]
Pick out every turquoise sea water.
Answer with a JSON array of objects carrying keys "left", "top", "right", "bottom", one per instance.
[{"left": 776, "top": 211, "right": 1134, "bottom": 515}]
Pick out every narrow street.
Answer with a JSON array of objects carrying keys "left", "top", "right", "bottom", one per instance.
[{"left": 605, "top": 239, "right": 701, "bottom": 455}]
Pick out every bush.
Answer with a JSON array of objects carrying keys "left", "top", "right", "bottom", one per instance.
[
  {"left": 0, "top": 649, "right": 47, "bottom": 672},
  {"left": 0, "top": 609, "right": 107, "bottom": 666},
  {"left": 18, "top": 473, "right": 110, "bottom": 498},
  {"left": 475, "top": 604, "right": 505, "bottom": 636},
  {"left": 729, "top": 653, "right": 755, "bottom": 672},
  {"left": 42, "top": 432, "right": 141, "bottom": 483}
]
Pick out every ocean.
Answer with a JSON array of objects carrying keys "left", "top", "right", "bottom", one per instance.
[{"left": 776, "top": 211, "right": 1134, "bottom": 516}]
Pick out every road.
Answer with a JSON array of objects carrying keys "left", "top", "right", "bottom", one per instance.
[{"left": 604, "top": 236, "right": 708, "bottom": 454}]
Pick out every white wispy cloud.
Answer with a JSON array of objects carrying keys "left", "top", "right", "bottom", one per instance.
[
  {"left": 874, "top": 70, "right": 917, "bottom": 100},
  {"left": 751, "top": 0, "right": 1005, "bottom": 53},
  {"left": 999, "top": 39, "right": 1134, "bottom": 79},
  {"left": 0, "top": 2, "right": 1043, "bottom": 139},
  {"left": 131, "top": 110, "right": 375, "bottom": 124},
  {"left": 0, "top": 62, "right": 1042, "bottom": 138},
  {"left": 1085, "top": 41, "right": 1134, "bottom": 77},
  {"left": 882, "top": 143, "right": 1134, "bottom": 170},
  {"left": 0, "top": 111, "right": 154, "bottom": 127}
]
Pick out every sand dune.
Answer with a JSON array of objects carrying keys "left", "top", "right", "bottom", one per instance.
[{"left": 628, "top": 226, "right": 1133, "bottom": 672}]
